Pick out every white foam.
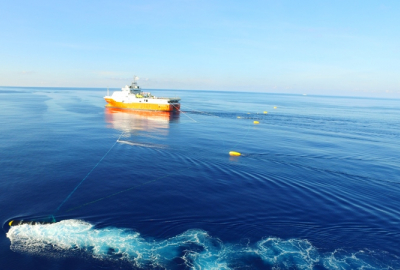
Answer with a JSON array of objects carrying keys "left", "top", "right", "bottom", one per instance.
[
  {"left": 117, "top": 140, "right": 167, "bottom": 149},
  {"left": 6, "top": 219, "right": 398, "bottom": 269},
  {"left": 250, "top": 237, "right": 319, "bottom": 269}
]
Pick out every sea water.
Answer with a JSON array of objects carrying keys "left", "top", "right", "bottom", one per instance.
[{"left": 0, "top": 87, "right": 399, "bottom": 269}]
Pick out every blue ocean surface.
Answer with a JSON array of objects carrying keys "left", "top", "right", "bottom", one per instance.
[{"left": 0, "top": 86, "right": 399, "bottom": 269}]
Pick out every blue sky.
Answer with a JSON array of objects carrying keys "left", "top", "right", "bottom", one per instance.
[{"left": 1, "top": 0, "right": 399, "bottom": 97}]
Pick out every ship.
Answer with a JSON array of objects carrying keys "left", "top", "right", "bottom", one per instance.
[{"left": 104, "top": 77, "right": 180, "bottom": 111}]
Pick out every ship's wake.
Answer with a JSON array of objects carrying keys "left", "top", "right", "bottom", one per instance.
[{"left": 7, "top": 220, "right": 399, "bottom": 269}]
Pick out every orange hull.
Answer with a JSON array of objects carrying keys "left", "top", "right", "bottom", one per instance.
[
  {"left": 105, "top": 106, "right": 178, "bottom": 118},
  {"left": 105, "top": 98, "right": 180, "bottom": 111}
]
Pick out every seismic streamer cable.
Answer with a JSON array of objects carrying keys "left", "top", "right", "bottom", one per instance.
[
  {"left": 171, "top": 104, "right": 197, "bottom": 122},
  {"left": 54, "top": 132, "right": 124, "bottom": 214},
  {"left": 182, "top": 105, "right": 221, "bottom": 118}
]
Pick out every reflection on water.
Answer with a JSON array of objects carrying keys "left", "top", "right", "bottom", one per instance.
[{"left": 104, "top": 107, "right": 180, "bottom": 134}]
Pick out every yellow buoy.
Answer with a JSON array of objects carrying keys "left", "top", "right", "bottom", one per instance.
[
  {"left": 237, "top": 116, "right": 241, "bottom": 118},
  {"left": 274, "top": 106, "right": 277, "bottom": 109},
  {"left": 264, "top": 111, "right": 268, "bottom": 114},
  {"left": 229, "top": 151, "right": 241, "bottom": 156},
  {"left": 254, "top": 121, "right": 259, "bottom": 124}
]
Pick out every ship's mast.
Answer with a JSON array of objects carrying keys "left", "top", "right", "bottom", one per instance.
[
  {"left": 129, "top": 75, "right": 141, "bottom": 95},
  {"left": 130, "top": 76, "right": 140, "bottom": 89}
]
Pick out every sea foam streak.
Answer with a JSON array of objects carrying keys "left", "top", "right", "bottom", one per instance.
[
  {"left": 117, "top": 139, "right": 167, "bottom": 149},
  {"left": 6, "top": 220, "right": 397, "bottom": 269}
]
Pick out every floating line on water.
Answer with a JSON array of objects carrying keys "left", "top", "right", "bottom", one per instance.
[
  {"left": 64, "top": 167, "right": 190, "bottom": 213},
  {"left": 176, "top": 106, "right": 261, "bottom": 152},
  {"left": 174, "top": 105, "right": 260, "bottom": 155},
  {"left": 171, "top": 104, "right": 197, "bottom": 122},
  {"left": 54, "top": 132, "right": 124, "bottom": 214},
  {"left": 182, "top": 104, "right": 222, "bottom": 118}
]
